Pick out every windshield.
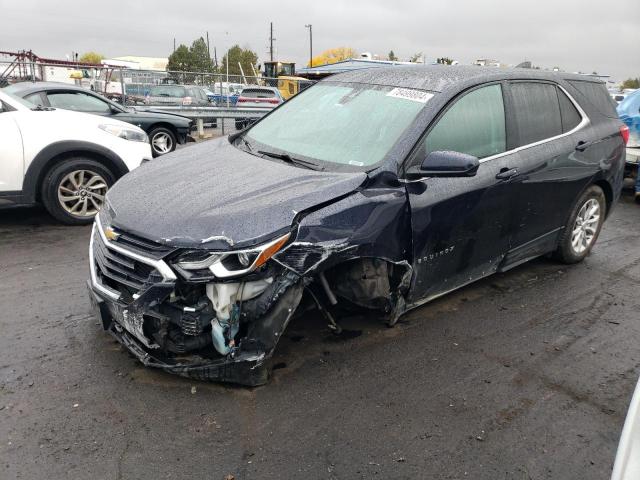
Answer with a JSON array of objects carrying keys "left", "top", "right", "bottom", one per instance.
[{"left": 243, "top": 82, "right": 432, "bottom": 170}]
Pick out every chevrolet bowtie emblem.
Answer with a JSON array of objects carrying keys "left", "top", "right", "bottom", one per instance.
[{"left": 104, "top": 226, "right": 120, "bottom": 241}]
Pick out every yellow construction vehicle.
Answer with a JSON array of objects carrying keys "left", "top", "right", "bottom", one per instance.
[{"left": 263, "top": 61, "right": 310, "bottom": 100}]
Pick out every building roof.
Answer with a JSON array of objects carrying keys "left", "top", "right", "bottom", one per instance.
[
  {"left": 104, "top": 56, "right": 168, "bottom": 71},
  {"left": 322, "top": 64, "right": 604, "bottom": 93}
]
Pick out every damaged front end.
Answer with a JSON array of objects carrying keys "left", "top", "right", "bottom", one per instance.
[
  {"left": 87, "top": 213, "right": 304, "bottom": 386},
  {"left": 87, "top": 171, "right": 415, "bottom": 386}
]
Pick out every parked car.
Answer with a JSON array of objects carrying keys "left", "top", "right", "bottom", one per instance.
[
  {"left": 0, "top": 89, "right": 151, "bottom": 224},
  {"left": 611, "top": 377, "right": 640, "bottom": 480},
  {"left": 4, "top": 82, "right": 194, "bottom": 157},
  {"left": 87, "top": 66, "right": 627, "bottom": 385},
  {"left": 204, "top": 83, "right": 244, "bottom": 106},
  {"left": 145, "top": 84, "right": 211, "bottom": 107},
  {"left": 617, "top": 89, "right": 640, "bottom": 195},
  {"left": 235, "top": 86, "right": 284, "bottom": 129}
]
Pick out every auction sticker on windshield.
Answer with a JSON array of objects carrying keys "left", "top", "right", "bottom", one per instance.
[{"left": 386, "top": 88, "right": 434, "bottom": 103}]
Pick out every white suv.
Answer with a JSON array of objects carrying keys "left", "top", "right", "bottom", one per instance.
[{"left": 0, "top": 89, "right": 151, "bottom": 224}]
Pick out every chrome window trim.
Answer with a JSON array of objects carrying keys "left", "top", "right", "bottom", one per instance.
[
  {"left": 400, "top": 83, "right": 590, "bottom": 183},
  {"left": 95, "top": 214, "right": 177, "bottom": 281}
]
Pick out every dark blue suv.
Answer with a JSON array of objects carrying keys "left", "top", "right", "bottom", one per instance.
[{"left": 87, "top": 65, "right": 628, "bottom": 385}]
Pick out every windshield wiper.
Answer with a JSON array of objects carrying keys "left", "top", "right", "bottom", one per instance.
[{"left": 257, "top": 150, "right": 323, "bottom": 171}]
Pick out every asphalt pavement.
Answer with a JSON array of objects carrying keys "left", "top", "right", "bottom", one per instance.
[{"left": 1, "top": 195, "right": 639, "bottom": 480}]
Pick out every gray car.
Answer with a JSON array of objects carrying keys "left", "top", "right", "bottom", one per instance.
[
  {"left": 145, "top": 84, "right": 211, "bottom": 107},
  {"left": 235, "top": 86, "right": 284, "bottom": 129}
]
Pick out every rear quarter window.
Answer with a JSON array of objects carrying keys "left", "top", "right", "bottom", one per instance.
[{"left": 567, "top": 80, "right": 618, "bottom": 118}]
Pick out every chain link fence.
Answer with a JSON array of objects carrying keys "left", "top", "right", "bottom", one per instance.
[{"left": 0, "top": 61, "right": 316, "bottom": 107}]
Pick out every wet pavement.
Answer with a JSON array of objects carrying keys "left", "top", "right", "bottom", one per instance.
[{"left": 1, "top": 196, "right": 639, "bottom": 480}]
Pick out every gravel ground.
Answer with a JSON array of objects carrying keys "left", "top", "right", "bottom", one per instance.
[{"left": 1, "top": 194, "right": 639, "bottom": 480}]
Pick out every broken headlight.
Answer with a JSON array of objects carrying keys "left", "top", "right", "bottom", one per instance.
[{"left": 173, "top": 232, "right": 290, "bottom": 280}]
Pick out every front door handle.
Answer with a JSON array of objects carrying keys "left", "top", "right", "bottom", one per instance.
[{"left": 496, "top": 167, "right": 518, "bottom": 180}]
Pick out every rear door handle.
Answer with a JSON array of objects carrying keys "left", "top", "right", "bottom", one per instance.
[
  {"left": 575, "top": 140, "right": 594, "bottom": 152},
  {"left": 496, "top": 168, "right": 518, "bottom": 180}
]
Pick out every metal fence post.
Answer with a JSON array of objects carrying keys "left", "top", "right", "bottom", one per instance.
[{"left": 119, "top": 68, "right": 126, "bottom": 106}]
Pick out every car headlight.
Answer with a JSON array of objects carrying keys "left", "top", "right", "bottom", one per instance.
[
  {"left": 99, "top": 124, "right": 148, "bottom": 143},
  {"left": 173, "top": 232, "right": 290, "bottom": 280}
]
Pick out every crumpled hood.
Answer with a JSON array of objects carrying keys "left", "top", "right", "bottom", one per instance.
[{"left": 106, "top": 137, "right": 367, "bottom": 250}]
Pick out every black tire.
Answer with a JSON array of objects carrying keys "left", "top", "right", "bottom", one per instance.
[
  {"left": 41, "top": 158, "right": 116, "bottom": 225},
  {"left": 554, "top": 185, "right": 606, "bottom": 264},
  {"left": 235, "top": 119, "right": 246, "bottom": 130},
  {"left": 149, "top": 127, "right": 177, "bottom": 157}
]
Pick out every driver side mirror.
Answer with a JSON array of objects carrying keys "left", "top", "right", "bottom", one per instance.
[{"left": 407, "top": 150, "right": 480, "bottom": 179}]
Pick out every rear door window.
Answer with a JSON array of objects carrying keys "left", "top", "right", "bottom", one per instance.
[
  {"left": 417, "top": 83, "right": 506, "bottom": 160},
  {"left": 510, "top": 82, "right": 562, "bottom": 146},
  {"left": 557, "top": 88, "right": 582, "bottom": 132}
]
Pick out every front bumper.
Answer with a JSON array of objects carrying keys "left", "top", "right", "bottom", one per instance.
[
  {"left": 87, "top": 221, "right": 303, "bottom": 386},
  {"left": 87, "top": 280, "right": 270, "bottom": 385}
]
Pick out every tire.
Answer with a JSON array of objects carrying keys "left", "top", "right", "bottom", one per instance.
[
  {"left": 41, "top": 158, "right": 116, "bottom": 225},
  {"left": 554, "top": 185, "right": 606, "bottom": 264},
  {"left": 235, "top": 119, "right": 246, "bottom": 130},
  {"left": 149, "top": 127, "right": 177, "bottom": 157}
]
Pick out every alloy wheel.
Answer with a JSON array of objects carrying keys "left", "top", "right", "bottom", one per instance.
[
  {"left": 152, "top": 132, "right": 173, "bottom": 155},
  {"left": 57, "top": 170, "right": 108, "bottom": 218},
  {"left": 570, "top": 198, "right": 600, "bottom": 254}
]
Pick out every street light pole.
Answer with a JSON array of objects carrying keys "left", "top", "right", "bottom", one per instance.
[{"left": 305, "top": 24, "right": 313, "bottom": 68}]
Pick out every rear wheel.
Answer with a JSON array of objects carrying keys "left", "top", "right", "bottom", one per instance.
[
  {"left": 41, "top": 158, "right": 115, "bottom": 225},
  {"left": 555, "top": 185, "right": 606, "bottom": 263},
  {"left": 149, "top": 127, "right": 176, "bottom": 157}
]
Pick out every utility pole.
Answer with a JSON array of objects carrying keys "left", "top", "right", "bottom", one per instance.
[
  {"left": 206, "top": 32, "right": 210, "bottom": 59},
  {"left": 305, "top": 24, "right": 313, "bottom": 67},
  {"left": 173, "top": 38, "right": 176, "bottom": 52},
  {"left": 269, "top": 22, "right": 274, "bottom": 62}
]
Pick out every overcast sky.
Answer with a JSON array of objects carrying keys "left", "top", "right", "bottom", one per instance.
[{"left": 1, "top": 0, "right": 638, "bottom": 82}]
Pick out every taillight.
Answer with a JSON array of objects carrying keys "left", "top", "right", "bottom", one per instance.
[
  {"left": 182, "top": 96, "right": 192, "bottom": 106},
  {"left": 267, "top": 98, "right": 279, "bottom": 104},
  {"left": 620, "top": 125, "right": 630, "bottom": 145},
  {"left": 237, "top": 97, "right": 248, "bottom": 103}
]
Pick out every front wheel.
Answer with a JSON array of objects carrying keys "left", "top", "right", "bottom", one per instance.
[
  {"left": 554, "top": 185, "right": 606, "bottom": 264},
  {"left": 149, "top": 127, "right": 177, "bottom": 157},
  {"left": 41, "top": 158, "right": 115, "bottom": 225}
]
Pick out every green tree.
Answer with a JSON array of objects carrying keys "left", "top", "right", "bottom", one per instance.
[
  {"left": 220, "top": 45, "right": 258, "bottom": 77},
  {"left": 167, "top": 44, "right": 193, "bottom": 72},
  {"left": 79, "top": 51, "right": 104, "bottom": 64},
  {"left": 436, "top": 57, "right": 454, "bottom": 65},
  {"left": 190, "top": 37, "right": 214, "bottom": 73},
  {"left": 409, "top": 52, "right": 423, "bottom": 63},
  {"left": 388, "top": 50, "right": 398, "bottom": 61},
  {"left": 621, "top": 78, "right": 640, "bottom": 90}
]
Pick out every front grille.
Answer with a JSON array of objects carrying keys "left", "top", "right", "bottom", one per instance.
[
  {"left": 110, "top": 228, "right": 174, "bottom": 259},
  {"left": 93, "top": 229, "right": 164, "bottom": 302}
]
